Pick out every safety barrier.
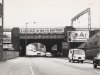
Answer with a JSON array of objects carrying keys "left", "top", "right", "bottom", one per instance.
[
  {"left": 79, "top": 47, "right": 100, "bottom": 59},
  {"left": 85, "top": 49, "right": 99, "bottom": 59}
]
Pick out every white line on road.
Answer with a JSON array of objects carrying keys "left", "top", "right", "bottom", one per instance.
[
  {"left": 25, "top": 58, "right": 35, "bottom": 75},
  {"left": 95, "top": 71, "right": 100, "bottom": 74}
]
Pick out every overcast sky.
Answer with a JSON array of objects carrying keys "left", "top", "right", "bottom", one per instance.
[{"left": 1, "top": 0, "right": 100, "bottom": 28}]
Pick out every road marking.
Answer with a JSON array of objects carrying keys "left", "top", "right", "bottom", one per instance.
[
  {"left": 95, "top": 71, "right": 100, "bottom": 73},
  {"left": 25, "top": 58, "right": 35, "bottom": 75}
]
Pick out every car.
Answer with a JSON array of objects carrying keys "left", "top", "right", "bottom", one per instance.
[
  {"left": 26, "top": 49, "right": 37, "bottom": 56},
  {"left": 36, "top": 51, "right": 45, "bottom": 56},
  {"left": 93, "top": 53, "right": 100, "bottom": 68},
  {"left": 36, "top": 51, "right": 41, "bottom": 56},
  {"left": 68, "top": 49, "right": 85, "bottom": 63},
  {"left": 46, "top": 52, "right": 52, "bottom": 57},
  {"left": 40, "top": 52, "right": 45, "bottom": 56}
]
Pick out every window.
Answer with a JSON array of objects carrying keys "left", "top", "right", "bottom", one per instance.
[{"left": 74, "top": 50, "right": 85, "bottom": 55}]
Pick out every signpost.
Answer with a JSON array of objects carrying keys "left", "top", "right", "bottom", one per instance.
[
  {"left": 3, "top": 32, "right": 11, "bottom": 43},
  {"left": 68, "top": 31, "right": 89, "bottom": 42}
]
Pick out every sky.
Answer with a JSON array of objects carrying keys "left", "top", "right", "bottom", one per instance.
[{"left": 0, "top": 0, "right": 100, "bottom": 28}]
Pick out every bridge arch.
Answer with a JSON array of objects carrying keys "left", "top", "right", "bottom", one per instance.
[{"left": 19, "top": 39, "right": 63, "bottom": 56}]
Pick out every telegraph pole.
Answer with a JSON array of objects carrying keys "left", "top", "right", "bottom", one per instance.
[{"left": 0, "top": 0, "right": 3, "bottom": 61}]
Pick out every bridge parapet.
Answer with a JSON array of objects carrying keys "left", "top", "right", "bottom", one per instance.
[{"left": 20, "top": 28, "right": 64, "bottom": 34}]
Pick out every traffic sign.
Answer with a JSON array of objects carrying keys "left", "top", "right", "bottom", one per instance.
[{"left": 68, "top": 31, "right": 89, "bottom": 42}]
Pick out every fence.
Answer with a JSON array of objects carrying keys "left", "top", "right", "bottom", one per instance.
[{"left": 80, "top": 47, "right": 100, "bottom": 59}]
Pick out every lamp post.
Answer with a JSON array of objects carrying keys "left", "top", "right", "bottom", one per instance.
[{"left": 0, "top": 0, "right": 3, "bottom": 61}]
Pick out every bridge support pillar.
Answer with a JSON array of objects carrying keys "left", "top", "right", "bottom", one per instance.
[
  {"left": 12, "top": 28, "right": 20, "bottom": 52},
  {"left": 57, "top": 42, "right": 62, "bottom": 56},
  {"left": 20, "top": 40, "right": 26, "bottom": 56},
  {"left": 0, "top": 26, "right": 3, "bottom": 61},
  {"left": 46, "top": 45, "right": 52, "bottom": 52}
]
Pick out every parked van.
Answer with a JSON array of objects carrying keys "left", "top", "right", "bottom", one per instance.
[{"left": 68, "top": 49, "right": 85, "bottom": 63}]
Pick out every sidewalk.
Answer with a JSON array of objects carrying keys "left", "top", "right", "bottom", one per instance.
[{"left": 0, "top": 58, "right": 32, "bottom": 75}]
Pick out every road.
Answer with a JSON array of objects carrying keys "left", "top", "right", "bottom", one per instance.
[{"left": 0, "top": 57, "right": 100, "bottom": 75}]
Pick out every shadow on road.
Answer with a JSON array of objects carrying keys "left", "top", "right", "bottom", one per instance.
[{"left": 45, "top": 57, "right": 94, "bottom": 64}]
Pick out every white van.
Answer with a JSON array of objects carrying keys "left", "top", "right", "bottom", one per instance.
[
  {"left": 68, "top": 49, "right": 85, "bottom": 63},
  {"left": 26, "top": 49, "right": 37, "bottom": 56}
]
